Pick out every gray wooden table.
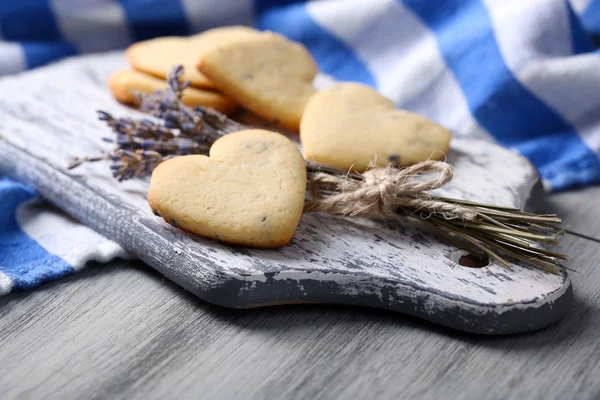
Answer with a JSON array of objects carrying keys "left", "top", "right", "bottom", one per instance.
[{"left": 1, "top": 186, "right": 599, "bottom": 400}]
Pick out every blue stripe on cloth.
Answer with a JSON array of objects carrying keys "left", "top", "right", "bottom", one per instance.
[
  {"left": 580, "top": 0, "right": 600, "bottom": 36},
  {"left": 0, "top": 178, "right": 74, "bottom": 290},
  {"left": 254, "top": 0, "right": 307, "bottom": 15},
  {"left": 256, "top": 2, "right": 376, "bottom": 87},
  {"left": 567, "top": 2, "right": 595, "bottom": 54},
  {"left": 119, "top": 0, "right": 190, "bottom": 41},
  {"left": 403, "top": 0, "right": 600, "bottom": 190},
  {"left": 0, "top": 0, "right": 77, "bottom": 68},
  {"left": 0, "top": 0, "right": 62, "bottom": 41},
  {"left": 21, "top": 42, "right": 78, "bottom": 69}
]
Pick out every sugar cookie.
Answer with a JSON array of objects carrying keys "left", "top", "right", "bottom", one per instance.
[
  {"left": 198, "top": 32, "right": 317, "bottom": 132},
  {"left": 126, "top": 26, "right": 261, "bottom": 89},
  {"left": 300, "top": 83, "right": 452, "bottom": 171},
  {"left": 108, "top": 69, "right": 238, "bottom": 114},
  {"left": 148, "top": 129, "right": 307, "bottom": 248}
]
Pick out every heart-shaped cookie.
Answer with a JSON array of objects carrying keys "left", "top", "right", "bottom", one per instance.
[
  {"left": 126, "top": 26, "right": 261, "bottom": 89},
  {"left": 108, "top": 69, "right": 238, "bottom": 114},
  {"left": 198, "top": 32, "right": 317, "bottom": 132},
  {"left": 148, "top": 129, "right": 307, "bottom": 248},
  {"left": 300, "top": 83, "right": 452, "bottom": 171}
]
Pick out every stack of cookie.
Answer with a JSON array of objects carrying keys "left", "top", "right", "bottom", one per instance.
[{"left": 110, "top": 26, "right": 263, "bottom": 115}]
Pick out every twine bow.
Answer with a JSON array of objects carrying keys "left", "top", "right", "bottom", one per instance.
[{"left": 304, "top": 160, "right": 478, "bottom": 221}]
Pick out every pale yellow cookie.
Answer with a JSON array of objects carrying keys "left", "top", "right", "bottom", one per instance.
[
  {"left": 198, "top": 32, "right": 317, "bottom": 132},
  {"left": 108, "top": 69, "right": 238, "bottom": 114},
  {"left": 300, "top": 83, "right": 452, "bottom": 172},
  {"left": 126, "top": 26, "right": 261, "bottom": 89},
  {"left": 148, "top": 129, "right": 307, "bottom": 248}
]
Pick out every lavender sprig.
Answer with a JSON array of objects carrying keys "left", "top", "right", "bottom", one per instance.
[
  {"left": 97, "top": 110, "right": 175, "bottom": 140},
  {"left": 137, "top": 65, "right": 243, "bottom": 142},
  {"left": 69, "top": 149, "right": 170, "bottom": 181},
  {"left": 110, "top": 149, "right": 170, "bottom": 181},
  {"left": 68, "top": 154, "right": 111, "bottom": 170},
  {"left": 73, "top": 67, "right": 231, "bottom": 175},
  {"left": 97, "top": 110, "right": 209, "bottom": 154},
  {"left": 137, "top": 66, "right": 205, "bottom": 138},
  {"left": 70, "top": 108, "right": 208, "bottom": 174},
  {"left": 102, "top": 134, "right": 209, "bottom": 154}
]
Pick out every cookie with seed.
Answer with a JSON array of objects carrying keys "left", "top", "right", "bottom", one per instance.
[
  {"left": 198, "top": 32, "right": 317, "bottom": 132},
  {"left": 108, "top": 69, "right": 238, "bottom": 114},
  {"left": 300, "top": 83, "right": 452, "bottom": 171},
  {"left": 148, "top": 129, "right": 307, "bottom": 248},
  {"left": 126, "top": 25, "right": 261, "bottom": 89}
]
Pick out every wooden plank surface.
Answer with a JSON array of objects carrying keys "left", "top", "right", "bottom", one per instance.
[{"left": 1, "top": 186, "right": 599, "bottom": 400}]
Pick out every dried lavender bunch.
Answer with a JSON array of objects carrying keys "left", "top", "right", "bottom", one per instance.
[
  {"left": 71, "top": 65, "right": 566, "bottom": 273},
  {"left": 97, "top": 111, "right": 208, "bottom": 154},
  {"left": 70, "top": 65, "right": 245, "bottom": 179},
  {"left": 68, "top": 109, "right": 209, "bottom": 180},
  {"left": 69, "top": 68, "right": 222, "bottom": 179}
]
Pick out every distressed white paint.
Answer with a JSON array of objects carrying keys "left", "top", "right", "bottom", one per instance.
[{"left": 0, "top": 52, "right": 569, "bottom": 333}]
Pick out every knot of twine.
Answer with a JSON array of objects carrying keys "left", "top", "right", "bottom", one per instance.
[{"left": 304, "top": 160, "right": 478, "bottom": 221}]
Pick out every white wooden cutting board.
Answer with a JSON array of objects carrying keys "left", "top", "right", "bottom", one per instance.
[{"left": 0, "top": 52, "right": 571, "bottom": 334}]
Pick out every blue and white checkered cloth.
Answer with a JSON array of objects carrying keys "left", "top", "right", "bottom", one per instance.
[{"left": 2, "top": 0, "right": 600, "bottom": 294}]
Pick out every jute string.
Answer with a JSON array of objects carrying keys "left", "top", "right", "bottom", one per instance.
[{"left": 304, "top": 160, "right": 479, "bottom": 221}]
